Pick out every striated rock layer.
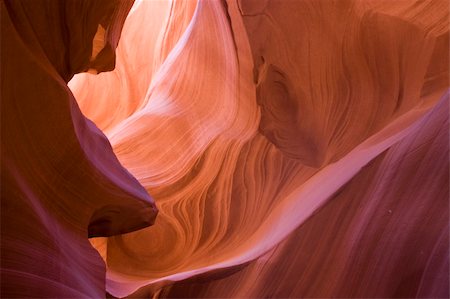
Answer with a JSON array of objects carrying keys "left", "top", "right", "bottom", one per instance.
[
  {"left": 71, "top": 0, "right": 448, "bottom": 297},
  {"left": 2, "top": 0, "right": 449, "bottom": 298},
  {"left": 1, "top": 0, "right": 157, "bottom": 297},
  {"left": 158, "top": 93, "right": 449, "bottom": 298}
]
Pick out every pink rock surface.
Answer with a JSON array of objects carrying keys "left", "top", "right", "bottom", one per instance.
[
  {"left": 1, "top": 0, "right": 157, "bottom": 297},
  {"left": 157, "top": 93, "right": 450, "bottom": 298},
  {"left": 2, "top": 0, "right": 448, "bottom": 298}
]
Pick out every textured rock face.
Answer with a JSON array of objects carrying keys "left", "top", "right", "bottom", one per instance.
[
  {"left": 248, "top": 0, "right": 447, "bottom": 166},
  {"left": 1, "top": 0, "right": 157, "bottom": 297},
  {"left": 158, "top": 94, "right": 450, "bottom": 298},
  {"left": 2, "top": 0, "right": 449, "bottom": 298}
]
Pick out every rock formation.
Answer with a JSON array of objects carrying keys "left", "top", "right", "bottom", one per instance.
[
  {"left": 2, "top": 0, "right": 448, "bottom": 298},
  {"left": 1, "top": 1, "right": 157, "bottom": 297}
]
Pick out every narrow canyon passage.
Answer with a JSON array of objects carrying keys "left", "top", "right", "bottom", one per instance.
[{"left": 1, "top": 0, "right": 449, "bottom": 298}]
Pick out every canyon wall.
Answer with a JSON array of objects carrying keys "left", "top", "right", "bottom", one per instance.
[{"left": 2, "top": 0, "right": 448, "bottom": 298}]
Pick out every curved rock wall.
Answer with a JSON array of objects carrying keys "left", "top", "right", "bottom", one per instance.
[{"left": 2, "top": 0, "right": 448, "bottom": 298}]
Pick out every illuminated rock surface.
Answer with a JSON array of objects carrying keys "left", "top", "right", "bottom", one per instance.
[
  {"left": 1, "top": 0, "right": 448, "bottom": 298},
  {"left": 1, "top": 0, "right": 157, "bottom": 297}
]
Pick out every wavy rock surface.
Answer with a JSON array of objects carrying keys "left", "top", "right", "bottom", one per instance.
[
  {"left": 158, "top": 93, "right": 450, "bottom": 298},
  {"left": 67, "top": 0, "right": 449, "bottom": 298},
  {"left": 1, "top": 0, "right": 157, "bottom": 297},
  {"left": 2, "top": 0, "right": 448, "bottom": 298}
]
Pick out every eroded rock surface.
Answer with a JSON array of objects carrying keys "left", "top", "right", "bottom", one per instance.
[
  {"left": 2, "top": 0, "right": 448, "bottom": 298},
  {"left": 1, "top": 1, "right": 157, "bottom": 297}
]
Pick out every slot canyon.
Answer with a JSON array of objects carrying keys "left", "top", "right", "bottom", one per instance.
[{"left": 1, "top": 0, "right": 449, "bottom": 298}]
